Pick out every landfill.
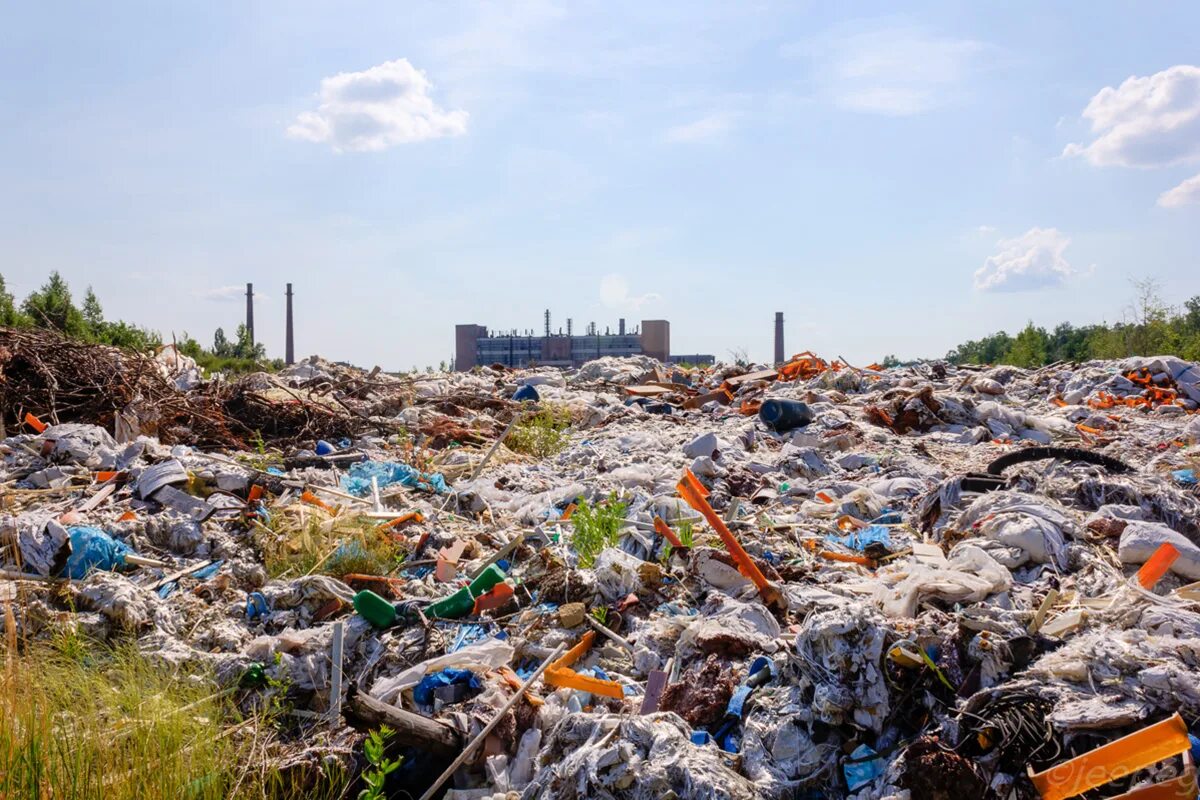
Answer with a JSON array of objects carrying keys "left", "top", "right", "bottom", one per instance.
[{"left": 4, "top": 329, "right": 1200, "bottom": 799}]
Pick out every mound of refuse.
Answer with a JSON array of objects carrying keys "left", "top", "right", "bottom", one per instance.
[{"left": 3, "top": 349, "right": 1200, "bottom": 799}]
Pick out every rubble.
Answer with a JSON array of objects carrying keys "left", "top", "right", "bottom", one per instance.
[{"left": 4, "top": 343, "right": 1200, "bottom": 799}]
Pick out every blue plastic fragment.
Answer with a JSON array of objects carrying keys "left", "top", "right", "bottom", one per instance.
[
  {"left": 191, "top": 560, "right": 224, "bottom": 580},
  {"left": 315, "top": 440, "right": 336, "bottom": 455},
  {"left": 158, "top": 582, "right": 178, "bottom": 599},
  {"left": 63, "top": 526, "right": 135, "bottom": 579},
  {"left": 871, "top": 511, "right": 903, "bottom": 525},
  {"left": 266, "top": 466, "right": 285, "bottom": 476},
  {"left": 1173, "top": 468, "right": 1197, "bottom": 486},
  {"left": 246, "top": 591, "right": 270, "bottom": 620},
  {"left": 825, "top": 525, "right": 891, "bottom": 552},
  {"left": 413, "top": 668, "right": 480, "bottom": 708},
  {"left": 843, "top": 744, "right": 884, "bottom": 790},
  {"left": 690, "top": 730, "right": 714, "bottom": 746},
  {"left": 512, "top": 384, "right": 540, "bottom": 402},
  {"left": 337, "top": 438, "right": 352, "bottom": 449},
  {"left": 341, "top": 460, "right": 449, "bottom": 496}
]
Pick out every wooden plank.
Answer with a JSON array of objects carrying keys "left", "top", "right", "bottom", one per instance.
[
  {"left": 344, "top": 691, "right": 463, "bottom": 756},
  {"left": 724, "top": 369, "right": 779, "bottom": 387}
]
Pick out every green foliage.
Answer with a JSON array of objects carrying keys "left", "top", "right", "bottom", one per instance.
[
  {"left": 0, "top": 273, "right": 23, "bottom": 326},
  {"left": 358, "top": 726, "right": 402, "bottom": 800},
  {"left": 947, "top": 281, "right": 1200, "bottom": 368},
  {"left": 81, "top": 286, "right": 104, "bottom": 335},
  {"left": 21, "top": 271, "right": 87, "bottom": 336},
  {"left": 506, "top": 405, "right": 573, "bottom": 458},
  {"left": 570, "top": 492, "right": 628, "bottom": 568},
  {"left": 1004, "top": 321, "right": 1049, "bottom": 367}
]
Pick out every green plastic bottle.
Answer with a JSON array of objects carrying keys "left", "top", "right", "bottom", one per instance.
[
  {"left": 354, "top": 589, "right": 398, "bottom": 629},
  {"left": 427, "top": 564, "right": 507, "bottom": 619}
]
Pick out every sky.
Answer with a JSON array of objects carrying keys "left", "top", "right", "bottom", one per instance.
[{"left": 2, "top": 1, "right": 1198, "bottom": 369}]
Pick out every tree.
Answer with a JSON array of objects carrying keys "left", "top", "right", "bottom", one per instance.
[
  {"left": 22, "top": 271, "right": 86, "bottom": 336},
  {"left": 0, "top": 273, "right": 20, "bottom": 327},
  {"left": 1003, "top": 322, "right": 1049, "bottom": 368},
  {"left": 232, "top": 323, "right": 265, "bottom": 360},
  {"left": 82, "top": 286, "right": 105, "bottom": 338},
  {"left": 213, "top": 327, "right": 234, "bottom": 357}
]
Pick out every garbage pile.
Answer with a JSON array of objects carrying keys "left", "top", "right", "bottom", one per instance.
[{"left": 4, "top": 344, "right": 1200, "bottom": 799}]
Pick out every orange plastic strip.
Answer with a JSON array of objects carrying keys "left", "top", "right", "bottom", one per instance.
[
  {"left": 117, "top": 511, "right": 137, "bottom": 522},
  {"left": 1137, "top": 543, "right": 1180, "bottom": 590},
  {"left": 1077, "top": 423, "right": 1106, "bottom": 435},
  {"left": 247, "top": 485, "right": 264, "bottom": 502},
  {"left": 376, "top": 511, "right": 425, "bottom": 530},
  {"left": 95, "top": 471, "right": 121, "bottom": 483},
  {"left": 654, "top": 516, "right": 684, "bottom": 548},
  {"left": 543, "top": 631, "right": 624, "bottom": 699},
  {"left": 1029, "top": 713, "right": 1190, "bottom": 800},
  {"left": 677, "top": 470, "right": 774, "bottom": 597},
  {"left": 24, "top": 412, "right": 48, "bottom": 433},
  {"left": 300, "top": 490, "right": 335, "bottom": 513},
  {"left": 561, "top": 502, "right": 577, "bottom": 522}
]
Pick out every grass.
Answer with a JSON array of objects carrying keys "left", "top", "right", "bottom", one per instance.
[
  {"left": 660, "top": 519, "right": 695, "bottom": 562},
  {"left": 0, "top": 625, "right": 357, "bottom": 800},
  {"left": 569, "top": 492, "right": 628, "bottom": 568},
  {"left": 505, "top": 405, "right": 572, "bottom": 459},
  {"left": 253, "top": 510, "right": 403, "bottom": 579}
]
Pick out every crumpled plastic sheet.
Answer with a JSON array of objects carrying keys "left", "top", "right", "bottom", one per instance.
[
  {"left": 340, "top": 459, "right": 448, "bottom": 496},
  {"left": 794, "top": 602, "right": 889, "bottom": 732},
  {"left": 874, "top": 542, "right": 1012, "bottom": 618}
]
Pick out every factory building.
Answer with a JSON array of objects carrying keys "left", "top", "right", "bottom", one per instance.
[{"left": 454, "top": 313, "right": 710, "bottom": 370}]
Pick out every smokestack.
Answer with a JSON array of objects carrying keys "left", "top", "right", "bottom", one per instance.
[
  {"left": 285, "top": 283, "right": 294, "bottom": 365},
  {"left": 619, "top": 318, "right": 625, "bottom": 335},
  {"left": 544, "top": 309, "right": 551, "bottom": 338},
  {"left": 774, "top": 312, "right": 784, "bottom": 365},
  {"left": 245, "top": 283, "right": 255, "bottom": 348}
]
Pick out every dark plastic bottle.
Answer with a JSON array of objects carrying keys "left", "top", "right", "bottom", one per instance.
[{"left": 759, "top": 399, "right": 813, "bottom": 432}]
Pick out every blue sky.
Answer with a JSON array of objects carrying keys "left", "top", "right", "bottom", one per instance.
[{"left": 2, "top": 1, "right": 1198, "bottom": 369}]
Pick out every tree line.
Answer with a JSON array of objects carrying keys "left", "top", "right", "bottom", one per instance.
[
  {"left": 945, "top": 281, "right": 1200, "bottom": 367},
  {"left": 0, "top": 271, "right": 276, "bottom": 373}
]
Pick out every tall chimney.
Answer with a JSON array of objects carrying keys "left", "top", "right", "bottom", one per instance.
[
  {"left": 285, "top": 283, "right": 295, "bottom": 365},
  {"left": 774, "top": 312, "right": 784, "bottom": 365},
  {"left": 619, "top": 318, "right": 625, "bottom": 335},
  {"left": 245, "top": 283, "right": 255, "bottom": 348}
]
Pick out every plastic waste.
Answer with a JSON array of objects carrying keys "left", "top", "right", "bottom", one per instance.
[
  {"left": 63, "top": 526, "right": 135, "bottom": 579},
  {"left": 340, "top": 460, "right": 449, "bottom": 496},
  {"left": 512, "top": 384, "right": 540, "bottom": 402},
  {"left": 758, "top": 399, "right": 813, "bottom": 432},
  {"left": 314, "top": 439, "right": 336, "bottom": 455},
  {"left": 353, "top": 589, "right": 398, "bottom": 628},
  {"left": 427, "top": 565, "right": 507, "bottom": 619}
]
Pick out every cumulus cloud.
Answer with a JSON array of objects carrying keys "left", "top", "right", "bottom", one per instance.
[
  {"left": 288, "top": 58, "right": 468, "bottom": 153},
  {"left": 1063, "top": 65, "right": 1200, "bottom": 168},
  {"left": 787, "top": 25, "right": 986, "bottom": 116},
  {"left": 599, "top": 274, "right": 659, "bottom": 309},
  {"left": 973, "top": 228, "right": 1082, "bottom": 292},
  {"left": 1158, "top": 172, "right": 1200, "bottom": 208},
  {"left": 663, "top": 112, "right": 735, "bottom": 143}
]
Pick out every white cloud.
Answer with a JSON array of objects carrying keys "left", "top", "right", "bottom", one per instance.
[
  {"left": 201, "top": 285, "right": 251, "bottom": 302},
  {"left": 1063, "top": 65, "right": 1200, "bottom": 168},
  {"left": 663, "top": 112, "right": 735, "bottom": 143},
  {"left": 975, "top": 224, "right": 997, "bottom": 236},
  {"left": 1158, "top": 172, "right": 1200, "bottom": 208},
  {"left": 788, "top": 25, "right": 986, "bottom": 116},
  {"left": 599, "top": 273, "right": 659, "bottom": 309},
  {"left": 288, "top": 59, "right": 468, "bottom": 153},
  {"left": 974, "top": 228, "right": 1082, "bottom": 292}
]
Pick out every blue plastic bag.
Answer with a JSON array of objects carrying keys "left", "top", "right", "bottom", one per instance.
[
  {"left": 413, "top": 668, "right": 480, "bottom": 708},
  {"left": 340, "top": 460, "right": 449, "bottom": 496},
  {"left": 826, "top": 525, "right": 891, "bottom": 552},
  {"left": 63, "top": 527, "right": 135, "bottom": 579}
]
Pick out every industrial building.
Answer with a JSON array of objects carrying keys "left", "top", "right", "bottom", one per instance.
[{"left": 455, "top": 312, "right": 712, "bottom": 370}]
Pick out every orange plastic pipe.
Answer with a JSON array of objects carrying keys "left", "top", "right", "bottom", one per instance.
[
  {"left": 1137, "top": 543, "right": 1180, "bottom": 590},
  {"left": 677, "top": 470, "right": 780, "bottom": 607},
  {"left": 24, "top": 412, "right": 48, "bottom": 433},
  {"left": 543, "top": 631, "right": 624, "bottom": 699},
  {"left": 653, "top": 516, "right": 683, "bottom": 548},
  {"left": 1029, "top": 713, "right": 1190, "bottom": 800}
]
